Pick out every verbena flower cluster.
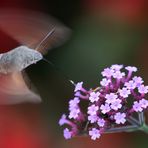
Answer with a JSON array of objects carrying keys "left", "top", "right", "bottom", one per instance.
[{"left": 59, "top": 64, "right": 148, "bottom": 140}]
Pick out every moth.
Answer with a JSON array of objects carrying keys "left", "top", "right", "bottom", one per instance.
[{"left": 0, "top": 8, "right": 70, "bottom": 104}]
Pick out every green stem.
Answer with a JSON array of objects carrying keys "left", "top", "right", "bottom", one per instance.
[{"left": 139, "top": 124, "right": 148, "bottom": 134}]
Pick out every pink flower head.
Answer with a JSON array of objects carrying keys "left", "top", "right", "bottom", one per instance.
[
  {"left": 113, "top": 71, "right": 125, "bottom": 79},
  {"left": 139, "top": 99, "right": 148, "bottom": 109},
  {"left": 138, "top": 85, "right": 148, "bottom": 94},
  {"left": 110, "top": 99, "right": 122, "bottom": 111},
  {"left": 89, "top": 128, "right": 101, "bottom": 140},
  {"left": 125, "top": 80, "right": 136, "bottom": 90},
  {"left": 111, "top": 64, "right": 123, "bottom": 71},
  {"left": 63, "top": 128, "right": 72, "bottom": 139},
  {"left": 59, "top": 114, "right": 67, "bottom": 126},
  {"left": 74, "top": 91, "right": 81, "bottom": 97},
  {"left": 118, "top": 87, "right": 131, "bottom": 98},
  {"left": 87, "top": 104, "right": 99, "bottom": 116},
  {"left": 69, "top": 97, "right": 80, "bottom": 110},
  {"left": 114, "top": 112, "right": 126, "bottom": 124},
  {"left": 100, "top": 78, "right": 111, "bottom": 87},
  {"left": 88, "top": 115, "right": 98, "bottom": 123},
  {"left": 105, "top": 93, "right": 118, "bottom": 104},
  {"left": 97, "top": 118, "right": 105, "bottom": 127},
  {"left": 59, "top": 64, "right": 148, "bottom": 140},
  {"left": 69, "top": 108, "right": 80, "bottom": 119},
  {"left": 89, "top": 92, "right": 100, "bottom": 103},
  {"left": 101, "top": 68, "right": 114, "bottom": 78},
  {"left": 133, "top": 76, "right": 143, "bottom": 87},
  {"left": 125, "top": 66, "right": 137, "bottom": 72},
  {"left": 74, "top": 82, "right": 83, "bottom": 92},
  {"left": 100, "top": 103, "right": 111, "bottom": 114},
  {"left": 133, "top": 101, "right": 143, "bottom": 112}
]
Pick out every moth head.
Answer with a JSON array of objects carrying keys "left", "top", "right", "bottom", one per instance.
[
  {"left": 17, "top": 46, "right": 43, "bottom": 69},
  {"left": 30, "top": 48, "right": 43, "bottom": 64}
]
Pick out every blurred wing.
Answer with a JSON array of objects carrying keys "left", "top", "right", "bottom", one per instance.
[
  {"left": 0, "top": 8, "right": 71, "bottom": 54},
  {"left": 0, "top": 72, "right": 41, "bottom": 104}
]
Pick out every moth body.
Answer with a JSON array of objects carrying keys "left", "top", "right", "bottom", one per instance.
[{"left": 0, "top": 46, "right": 43, "bottom": 74}]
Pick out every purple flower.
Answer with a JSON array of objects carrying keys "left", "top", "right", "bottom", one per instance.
[
  {"left": 97, "top": 118, "right": 105, "bottom": 127},
  {"left": 59, "top": 64, "right": 148, "bottom": 140},
  {"left": 69, "top": 97, "right": 80, "bottom": 110},
  {"left": 139, "top": 99, "right": 148, "bottom": 109},
  {"left": 74, "top": 91, "right": 81, "bottom": 97},
  {"left": 88, "top": 115, "right": 98, "bottom": 123},
  {"left": 101, "top": 68, "right": 114, "bottom": 78},
  {"left": 114, "top": 112, "right": 126, "bottom": 124},
  {"left": 125, "top": 66, "right": 137, "bottom": 72},
  {"left": 74, "top": 82, "right": 83, "bottom": 92},
  {"left": 138, "top": 85, "right": 148, "bottom": 94},
  {"left": 89, "top": 128, "right": 101, "bottom": 140},
  {"left": 133, "top": 101, "right": 143, "bottom": 112},
  {"left": 113, "top": 71, "right": 125, "bottom": 79},
  {"left": 69, "top": 108, "right": 80, "bottom": 119},
  {"left": 87, "top": 104, "right": 99, "bottom": 116},
  {"left": 110, "top": 99, "right": 122, "bottom": 111},
  {"left": 118, "top": 87, "right": 131, "bottom": 98},
  {"left": 111, "top": 64, "right": 123, "bottom": 71},
  {"left": 89, "top": 92, "right": 100, "bottom": 103},
  {"left": 100, "top": 103, "right": 111, "bottom": 114},
  {"left": 105, "top": 93, "right": 118, "bottom": 104},
  {"left": 125, "top": 80, "right": 136, "bottom": 90},
  {"left": 63, "top": 128, "right": 72, "bottom": 139},
  {"left": 100, "top": 78, "right": 111, "bottom": 87},
  {"left": 133, "top": 76, "right": 143, "bottom": 87},
  {"left": 59, "top": 114, "right": 67, "bottom": 126}
]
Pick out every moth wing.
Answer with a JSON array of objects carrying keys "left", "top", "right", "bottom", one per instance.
[
  {"left": 0, "top": 8, "right": 71, "bottom": 55},
  {"left": 0, "top": 72, "right": 41, "bottom": 104}
]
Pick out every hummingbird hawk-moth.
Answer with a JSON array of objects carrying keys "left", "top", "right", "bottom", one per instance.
[{"left": 0, "top": 8, "right": 70, "bottom": 104}]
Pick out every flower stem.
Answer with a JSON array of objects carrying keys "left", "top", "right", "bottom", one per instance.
[{"left": 139, "top": 123, "right": 148, "bottom": 134}]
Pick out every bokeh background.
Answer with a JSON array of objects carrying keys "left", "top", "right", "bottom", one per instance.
[{"left": 0, "top": 0, "right": 148, "bottom": 148}]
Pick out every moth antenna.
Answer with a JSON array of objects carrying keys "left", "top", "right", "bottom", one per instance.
[{"left": 35, "top": 28, "right": 55, "bottom": 51}]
